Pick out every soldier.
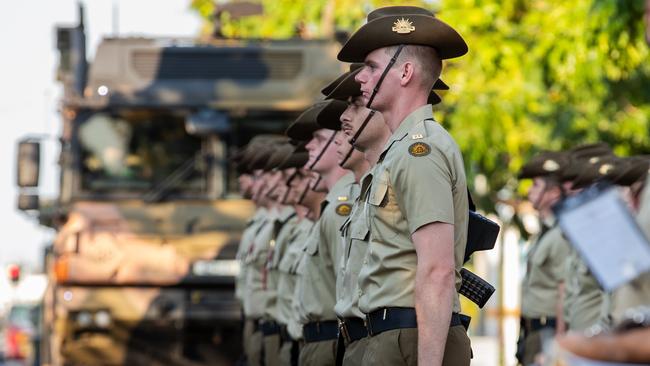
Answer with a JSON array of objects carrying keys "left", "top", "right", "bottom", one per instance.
[
  {"left": 286, "top": 101, "right": 357, "bottom": 366},
  {"left": 553, "top": 157, "right": 650, "bottom": 364},
  {"left": 234, "top": 135, "right": 284, "bottom": 365},
  {"left": 604, "top": 155, "right": 650, "bottom": 325},
  {"left": 325, "top": 67, "right": 391, "bottom": 365},
  {"left": 260, "top": 143, "right": 302, "bottom": 366},
  {"left": 517, "top": 151, "right": 573, "bottom": 365},
  {"left": 338, "top": 5, "right": 471, "bottom": 365},
  {"left": 327, "top": 62, "right": 446, "bottom": 365},
  {"left": 546, "top": 143, "right": 613, "bottom": 336},
  {"left": 240, "top": 137, "right": 288, "bottom": 366},
  {"left": 550, "top": 144, "right": 618, "bottom": 335},
  {"left": 275, "top": 149, "right": 319, "bottom": 366},
  {"left": 315, "top": 90, "right": 373, "bottom": 366}
]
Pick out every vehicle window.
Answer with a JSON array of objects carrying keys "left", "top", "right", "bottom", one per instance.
[{"left": 78, "top": 113, "right": 204, "bottom": 195}]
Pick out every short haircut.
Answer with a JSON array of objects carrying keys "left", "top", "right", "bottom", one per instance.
[{"left": 385, "top": 45, "right": 442, "bottom": 91}]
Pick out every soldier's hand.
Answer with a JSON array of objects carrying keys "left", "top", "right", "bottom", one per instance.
[{"left": 556, "top": 327, "right": 650, "bottom": 363}]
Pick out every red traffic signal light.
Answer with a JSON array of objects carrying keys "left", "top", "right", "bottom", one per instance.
[{"left": 8, "top": 264, "right": 20, "bottom": 284}]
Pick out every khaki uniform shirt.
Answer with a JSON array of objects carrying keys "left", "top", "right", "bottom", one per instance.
[
  {"left": 564, "top": 246, "right": 605, "bottom": 331},
  {"left": 295, "top": 173, "right": 357, "bottom": 324},
  {"left": 335, "top": 170, "right": 375, "bottom": 319},
  {"left": 287, "top": 220, "right": 317, "bottom": 340},
  {"left": 243, "top": 208, "right": 278, "bottom": 318},
  {"left": 358, "top": 105, "right": 468, "bottom": 314},
  {"left": 236, "top": 208, "right": 267, "bottom": 302},
  {"left": 263, "top": 206, "right": 299, "bottom": 322},
  {"left": 610, "top": 184, "right": 650, "bottom": 323},
  {"left": 521, "top": 224, "right": 570, "bottom": 318},
  {"left": 278, "top": 218, "right": 314, "bottom": 339}
]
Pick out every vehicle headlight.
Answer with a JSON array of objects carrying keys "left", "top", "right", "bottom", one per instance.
[
  {"left": 76, "top": 311, "right": 93, "bottom": 327},
  {"left": 94, "top": 310, "right": 111, "bottom": 328},
  {"left": 192, "top": 259, "right": 240, "bottom": 277}
]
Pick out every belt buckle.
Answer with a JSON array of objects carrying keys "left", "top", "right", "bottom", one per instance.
[
  {"left": 338, "top": 319, "right": 351, "bottom": 343},
  {"left": 364, "top": 315, "right": 373, "bottom": 337}
]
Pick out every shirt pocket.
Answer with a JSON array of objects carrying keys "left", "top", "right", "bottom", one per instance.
[
  {"left": 350, "top": 221, "right": 369, "bottom": 242},
  {"left": 367, "top": 169, "right": 400, "bottom": 238},
  {"left": 368, "top": 170, "right": 389, "bottom": 207},
  {"left": 304, "top": 235, "right": 319, "bottom": 256}
]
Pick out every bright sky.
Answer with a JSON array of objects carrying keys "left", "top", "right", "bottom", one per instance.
[{"left": 0, "top": 0, "right": 202, "bottom": 273}]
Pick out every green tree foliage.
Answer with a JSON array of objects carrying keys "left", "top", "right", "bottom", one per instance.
[
  {"left": 440, "top": 0, "right": 650, "bottom": 202},
  {"left": 190, "top": 0, "right": 650, "bottom": 207},
  {"left": 190, "top": 0, "right": 432, "bottom": 38}
]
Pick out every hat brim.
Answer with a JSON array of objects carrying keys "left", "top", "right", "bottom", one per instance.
[
  {"left": 263, "top": 144, "right": 295, "bottom": 171},
  {"left": 321, "top": 70, "right": 351, "bottom": 97},
  {"left": 286, "top": 103, "right": 329, "bottom": 141},
  {"left": 278, "top": 151, "right": 309, "bottom": 170},
  {"left": 316, "top": 100, "right": 348, "bottom": 130},
  {"left": 433, "top": 78, "right": 449, "bottom": 90},
  {"left": 327, "top": 68, "right": 362, "bottom": 101},
  {"left": 327, "top": 67, "right": 444, "bottom": 105},
  {"left": 338, "top": 14, "right": 468, "bottom": 62}
]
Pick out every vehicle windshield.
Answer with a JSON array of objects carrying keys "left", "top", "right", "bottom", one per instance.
[
  {"left": 78, "top": 112, "right": 205, "bottom": 197},
  {"left": 8, "top": 305, "right": 38, "bottom": 329}
]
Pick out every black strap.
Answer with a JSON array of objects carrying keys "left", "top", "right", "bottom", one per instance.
[
  {"left": 338, "top": 317, "right": 368, "bottom": 344},
  {"left": 365, "top": 308, "right": 462, "bottom": 337},
  {"left": 338, "top": 109, "right": 377, "bottom": 167},
  {"left": 303, "top": 320, "right": 339, "bottom": 343},
  {"left": 308, "top": 130, "right": 337, "bottom": 170},
  {"left": 282, "top": 170, "right": 300, "bottom": 204},
  {"left": 298, "top": 175, "right": 320, "bottom": 205},
  {"left": 521, "top": 316, "right": 557, "bottom": 334},
  {"left": 310, "top": 175, "right": 322, "bottom": 191},
  {"left": 467, "top": 188, "right": 476, "bottom": 212},
  {"left": 261, "top": 321, "right": 281, "bottom": 336},
  {"left": 350, "top": 110, "right": 376, "bottom": 145},
  {"left": 366, "top": 45, "right": 405, "bottom": 109},
  {"left": 338, "top": 144, "right": 355, "bottom": 167}
]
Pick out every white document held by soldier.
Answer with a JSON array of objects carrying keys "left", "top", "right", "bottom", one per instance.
[{"left": 558, "top": 188, "right": 650, "bottom": 291}]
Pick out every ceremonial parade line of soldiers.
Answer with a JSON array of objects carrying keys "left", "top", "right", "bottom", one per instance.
[{"left": 231, "top": 5, "right": 650, "bottom": 366}]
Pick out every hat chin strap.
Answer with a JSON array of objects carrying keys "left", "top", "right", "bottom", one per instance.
[
  {"left": 281, "top": 170, "right": 300, "bottom": 204},
  {"left": 298, "top": 178, "right": 313, "bottom": 205},
  {"left": 365, "top": 44, "right": 405, "bottom": 109},
  {"left": 308, "top": 130, "right": 337, "bottom": 170},
  {"left": 339, "top": 109, "right": 377, "bottom": 167}
]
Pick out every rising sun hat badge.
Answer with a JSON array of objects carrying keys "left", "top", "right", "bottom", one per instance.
[{"left": 392, "top": 18, "right": 415, "bottom": 34}]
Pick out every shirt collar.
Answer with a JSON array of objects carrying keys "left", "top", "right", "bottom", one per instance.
[
  {"left": 379, "top": 104, "right": 434, "bottom": 160},
  {"left": 277, "top": 205, "right": 295, "bottom": 222}
]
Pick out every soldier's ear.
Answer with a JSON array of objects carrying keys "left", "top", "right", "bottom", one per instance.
[{"left": 399, "top": 61, "right": 416, "bottom": 87}]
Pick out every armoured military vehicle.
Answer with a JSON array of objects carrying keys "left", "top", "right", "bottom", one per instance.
[{"left": 15, "top": 7, "right": 343, "bottom": 366}]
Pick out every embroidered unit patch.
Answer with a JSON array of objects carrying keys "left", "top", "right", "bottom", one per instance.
[
  {"left": 335, "top": 203, "right": 352, "bottom": 216},
  {"left": 408, "top": 142, "right": 431, "bottom": 157}
]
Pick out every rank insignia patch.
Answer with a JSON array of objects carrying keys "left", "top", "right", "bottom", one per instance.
[
  {"left": 408, "top": 142, "right": 431, "bottom": 157},
  {"left": 336, "top": 203, "right": 352, "bottom": 216}
]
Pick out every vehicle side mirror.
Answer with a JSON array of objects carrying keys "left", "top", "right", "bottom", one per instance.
[
  {"left": 16, "top": 139, "right": 41, "bottom": 188},
  {"left": 186, "top": 110, "right": 231, "bottom": 136},
  {"left": 17, "top": 193, "right": 39, "bottom": 211}
]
